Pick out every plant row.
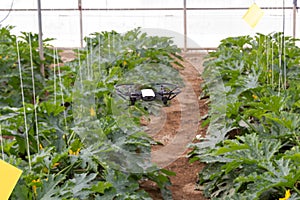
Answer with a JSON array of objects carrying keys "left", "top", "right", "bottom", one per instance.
[
  {"left": 0, "top": 26, "right": 182, "bottom": 199},
  {"left": 190, "top": 33, "right": 300, "bottom": 200}
]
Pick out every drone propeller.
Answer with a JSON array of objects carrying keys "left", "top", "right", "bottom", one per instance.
[{"left": 114, "top": 83, "right": 136, "bottom": 99}]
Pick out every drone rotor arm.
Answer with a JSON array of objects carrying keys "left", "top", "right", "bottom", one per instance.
[{"left": 166, "top": 86, "right": 181, "bottom": 100}]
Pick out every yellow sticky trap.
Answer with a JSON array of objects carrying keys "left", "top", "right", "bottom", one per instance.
[
  {"left": 243, "top": 3, "right": 264, "bottom": 28},
  {"left": 0, "top": 159, "right": 23, "bottom": 200}
]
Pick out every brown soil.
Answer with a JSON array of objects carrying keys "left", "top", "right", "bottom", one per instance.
[{"left": 140, "top": 53, "right": 209, "bottom": 200}]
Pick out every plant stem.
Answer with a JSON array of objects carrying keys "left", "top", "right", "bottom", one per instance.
[{"left": 293, "top": 185, "right": 300, "bottom": 195}]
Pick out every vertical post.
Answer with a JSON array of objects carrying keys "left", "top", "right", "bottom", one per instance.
[
  {"left": 79, "top": 0, "right": 83, "bottom": 48},
  {"left": 37, "top": 0, "right": 45, "bottom": 77},
  {"left": 293, "top": 0, "right": 297, "bottom": 38},
  {"left": 183, "top": 0, "right": 187, "bottom": 52}
]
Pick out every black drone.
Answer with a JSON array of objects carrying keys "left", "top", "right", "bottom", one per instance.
[{"left": 115, "top": 83, "right": 181, "bottom": 105}]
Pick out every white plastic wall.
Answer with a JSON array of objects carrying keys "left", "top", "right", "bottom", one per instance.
[{"left": 0, "top": 0, "right": 298, "bottom": 48}]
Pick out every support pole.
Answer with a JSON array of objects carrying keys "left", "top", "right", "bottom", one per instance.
[
  {"left": 293, "top": 0, "right": 297, "bottom": 38},
  {"left": 79, "top": 0, "right": 83, "bottom": 48},
  {"left": 37, "top": 0, "right": 45, "bottom": 77},
  {"left": 183, "top": 0, "right": 187, "bottom": 52}
]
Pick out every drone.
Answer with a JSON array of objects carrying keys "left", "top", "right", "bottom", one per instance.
[{"left": 114, "top": 83, "right": 181, "bottom": 106}]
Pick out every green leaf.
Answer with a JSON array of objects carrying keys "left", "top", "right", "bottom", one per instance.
[
  {"left": 91, "top": 181, "right": 113, "bottom": 194},
  {"left": 37, "top": 174, "right": 66, "bottom": 200},
  {"left": 160, "top": 168, "right": 176, "bottom": 176},
  {"left": 214, "top": 140, "right": 248, "bottom": 155},
  {"left": 70, "top": 173, "right": 97, "bottom": 198}
]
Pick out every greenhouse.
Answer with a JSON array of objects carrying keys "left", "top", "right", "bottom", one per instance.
[{"left": 0, "top": 0, "right": 300, "bottom": 199}]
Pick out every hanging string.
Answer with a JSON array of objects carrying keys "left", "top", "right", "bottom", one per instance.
[
  {"left": 278, "top": 32, "right": 282, "bottom": 94},
  {"left": 265, "top": 2, "right": 275, "bottom": 88},
  {"left": 108, "top": 34, "right": 111, "bottom": 58},
  {"left": 0, "top": 0, "right": 14, "bottom": 24},
  {"left": 0, "top": 125, "right": 4, "bottom": 160},
  {"left": 89, "top": 37, "right": 93, "bottom": 80},
  {"left": 111, "top": 32, "right": 115, "bottom": 53},
  {"left": 266, "top": 35, "right": 269, "bottom": 85},
  {"left": 265, "top": 0, "right": 271, "bottom": 85},
  {"left": 56, "top": 48, "right": 68, "bottom": 129},
  {"left": 282, "top": 0, "right": 287, "bottom": 90},
  {"left": 77, "top": 48, "right": 83, "bottom": 89},
  {"left": 53, "top": 48, "right": 57, "bottom": 105},
  {"left": 278, "top": 0, "right": 287, "bottom": 93},
  {"left": 16, "top": 39, "right": 32, "bottom": 170},
  {"left": 28, "top": 34, "right": 40, "bottom": 152},
  {"left": 86, "top": 40, "right": 90, "bottom": 80},
  {"left": 256, "top": 34, "right": 260, "bottom": 76},
  {"left": 98, "top": 34, "right": 101, "bottom": 75},
  {"left": 271, "top": 37, "right": 274, "bottom": 88}
]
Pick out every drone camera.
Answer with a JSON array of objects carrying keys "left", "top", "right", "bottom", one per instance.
[{"left": 141, "top": 89, "right": 156, "bottom": 101}]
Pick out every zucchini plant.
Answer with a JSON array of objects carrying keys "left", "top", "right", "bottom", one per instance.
[
  {"left": 190, "top": 33, "right": 300, "bottom": 199},
  {"left": 1, "top": 27, "right": 182, "bottom": 199}
]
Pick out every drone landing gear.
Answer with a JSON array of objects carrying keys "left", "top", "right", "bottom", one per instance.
[
  {"left": 130, "top": 97, "right": 136, "bottom": 106},
  {"left": 162, "top": 96, "right": 168, "bottom": 105}
]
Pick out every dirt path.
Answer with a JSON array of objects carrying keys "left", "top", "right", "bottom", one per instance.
[{"left": 141, "top": 53, "right": 209, "bottom": 200}]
